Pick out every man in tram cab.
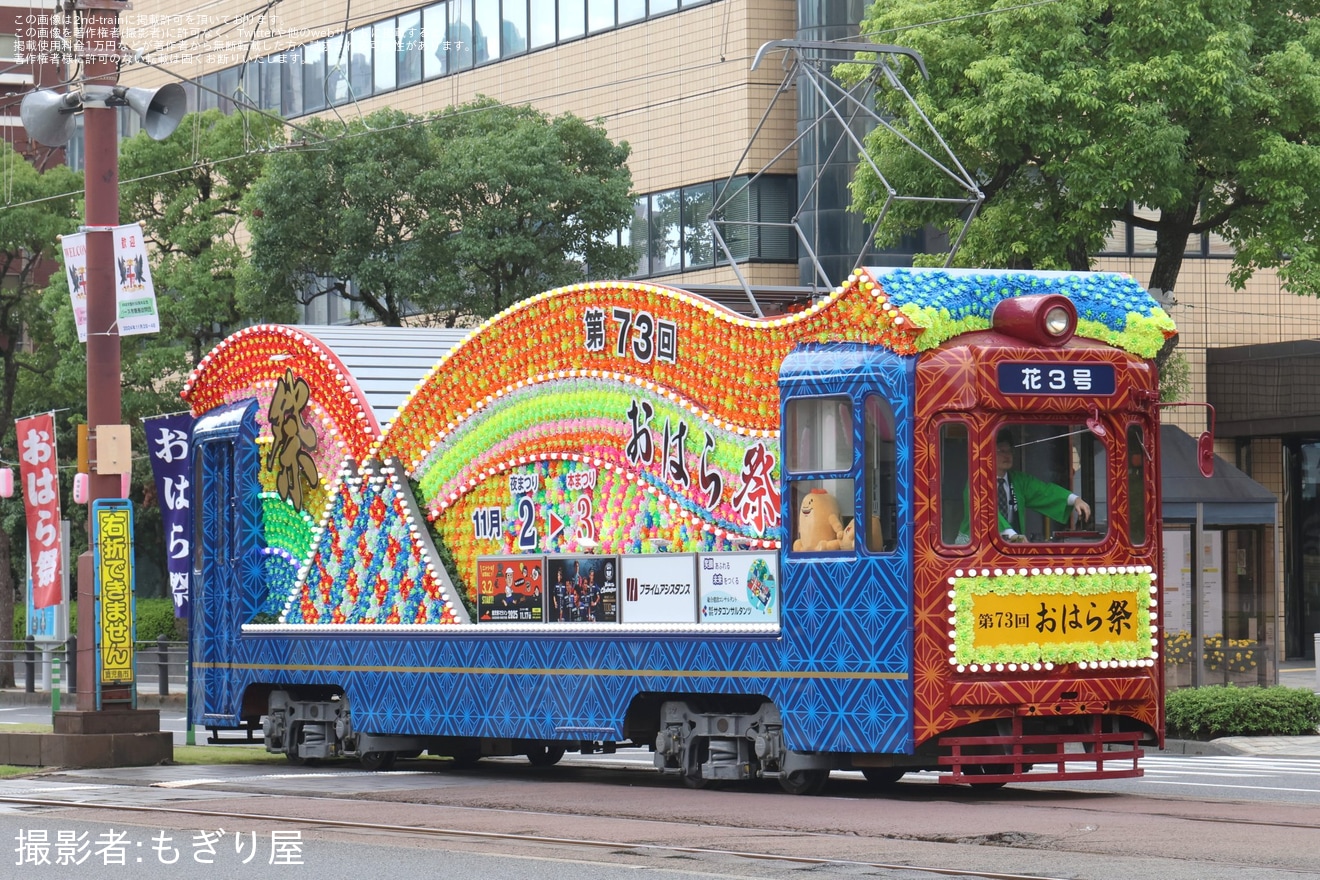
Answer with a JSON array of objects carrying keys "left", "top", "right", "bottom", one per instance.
[
  {"left": 992, "top": 433, "right": 1092, "bottom": 543},
  {"left": 954, "top": 432, "right": 1093, "bottom": 544}
]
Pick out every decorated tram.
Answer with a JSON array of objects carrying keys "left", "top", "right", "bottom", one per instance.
[{"left": 182, "top": 266, "right": 1173, "bottom": 791}]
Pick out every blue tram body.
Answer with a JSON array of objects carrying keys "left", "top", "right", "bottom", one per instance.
[{"left": 185, "top": 269, "right": 1171, "bottom": 788}]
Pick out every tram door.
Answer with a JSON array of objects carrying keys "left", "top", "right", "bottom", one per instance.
[{"left": 778, "top": 345, "right": 913, "bottom": 753}]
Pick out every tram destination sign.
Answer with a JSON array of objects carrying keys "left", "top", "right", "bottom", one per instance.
[{"left": 997, "top": 363, "right": 1115, "bottom": 396}]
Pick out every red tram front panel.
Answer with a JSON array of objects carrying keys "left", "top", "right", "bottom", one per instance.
[{"left": 911, "top": 332, "right": 1162, "bottom": 751}]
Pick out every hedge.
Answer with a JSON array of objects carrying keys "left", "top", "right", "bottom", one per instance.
[
  {"left": 1166, "top": 685, "right": 1320, "bottom": 739},
  {"left": 12, "top": 598, "right": 183, "bottom": 646}
]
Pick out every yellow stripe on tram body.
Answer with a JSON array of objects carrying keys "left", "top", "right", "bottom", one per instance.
[{"left": 193, "top": 662, "right": 908, "bottom": 681}]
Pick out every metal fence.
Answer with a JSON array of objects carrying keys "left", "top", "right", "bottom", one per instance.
[{"left": 0, "top": 637, "right": 188, "bottom": 695}]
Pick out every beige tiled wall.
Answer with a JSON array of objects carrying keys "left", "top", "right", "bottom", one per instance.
[{"left": 118, "top": 0, "right": 798, "bottom": 195}]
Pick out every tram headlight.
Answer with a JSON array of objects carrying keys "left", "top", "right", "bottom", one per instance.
[
  {"left": 1044, "top": 305, "right": 1071, "bottom": 337},
  {"left": 991, "top": 293, "right": 1077, "bottom": 346}
]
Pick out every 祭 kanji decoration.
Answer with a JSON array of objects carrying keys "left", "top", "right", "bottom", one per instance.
[
  {"left": 266, "top": 368, "right": 320, "bottom": 512},
  {"left": 16, "top": 413, "right": 62, "bottom": 609}
]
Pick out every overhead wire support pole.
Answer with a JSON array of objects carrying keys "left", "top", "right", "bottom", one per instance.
[{"left": 711, "top": 40, "right": 985, "bottom": 314}]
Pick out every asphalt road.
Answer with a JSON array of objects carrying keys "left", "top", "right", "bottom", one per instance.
[{"left": 0, "top": 748, "right": 1319, "bottom": 879}]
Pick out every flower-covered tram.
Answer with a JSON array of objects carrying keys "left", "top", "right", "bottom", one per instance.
[{"left": 182, "top": 266, "right": 1174, "bottom": 791}]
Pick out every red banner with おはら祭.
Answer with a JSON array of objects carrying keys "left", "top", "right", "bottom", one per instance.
[{"left": 16, "top": 414, "right": 62, "bottom": 608}]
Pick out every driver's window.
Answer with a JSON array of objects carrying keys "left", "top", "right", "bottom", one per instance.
[{"left": 995, "top": 423, "right": 1107, "bottom": 545}]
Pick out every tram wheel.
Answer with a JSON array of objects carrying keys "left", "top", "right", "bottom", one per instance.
[
  {"left": 525, "top": 745, "right": 567, "bottom": 767},
  {"left": 860, "top": 767, "right": 905, "bottom": 786},
  {"left": 449, "top": 751, "right": 483, "bottom": 769},
  {"left": 778, "top": 769, "right": 829, "bottom": 796},
  {"left": 359, "top": 751, "right": 397, "bottom": 772}
]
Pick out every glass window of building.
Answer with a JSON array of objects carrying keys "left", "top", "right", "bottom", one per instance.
[
  {"left": 325, "top": 34, "right": 349, "bottom": 105},
  {"left": 423, "top": 2, "right": 448, "bottom": 79},
  {"left": 714, "top": 176, "right": 751, "bottom": 262},
  {"left": 303, "top": 40, "right": 327, "bottom": 112},
  {"left": 529, "top": 0, "right": 555, "bottom": 48},
  {"left": 681, "top": 183, "right": 714, "bottom": 270},
  {"left": 618, "top": 0, "right": 646, "bottom": 24},
  {"left": 627, "top": 197, "right": 649, "bottom": 277},
  {"left": 374, "top": 21, "right": 398, "bottom": 92},
  {"left": 559, "top": 0, "right": 585, "bottom": 41},
  {"left": 198, "top": 72, "right": 219, "bottom": 112},
  {"left": 649, "top": 190, "right": 681, "bottom": 275},
  {"left": 473, "top": 0, "right": 500, "bottom": 63},
  {"left": 651, "top": 0, "right": 678, "bottom": 14},
  {"left": 0, "top": 34, "right": 18, "bottom": 60},
  {"left": 282, "top": 46, "right": 304, "bottom": 117},
  {"left": 259, "top": 57, "right": 282, "bottom": 112},
  {"left": 217, "top": 68, "right": 239, "bottom": 113},
  {"left": 502, "top": 0, "right": 528, "bottom": 56},
  {"left": 397, "top": 12, "right": 423, "bottom": 86},
  {"left": 588, "top": 0, "right": 614, "bottom": 33},
  {"left": 449, "top": 0, "right": 475, "bottom": 71},
  {"left": 349, "top": 25, "right": 375, "bottom": 98}
]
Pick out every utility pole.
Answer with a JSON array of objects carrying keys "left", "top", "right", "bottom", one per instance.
[{"left": 77, "top": 0, "right": 125, "bottom": 714}]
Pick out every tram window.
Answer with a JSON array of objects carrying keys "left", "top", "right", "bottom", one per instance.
[
  {"left": 1128, "top": 425, "right": 1147, "bottom": 546},
  {"left": 863, "top": 395, "right": 897, "bottom": 552},
  {"left": 789, "top": 478, "right": 856, "bottom": 554},
  {"left": 785, "top": 396, "right": 853, "bottom": 473},
  {"left": 995, "top": 423, "right": 1108, "bottom": 545},
  {"left": 939, "top": 423, "right": 970, "bottom": 546}
]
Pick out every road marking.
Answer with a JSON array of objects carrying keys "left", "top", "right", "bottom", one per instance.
[{"left": 1145, "top": 780, "right": 1320, "bottom": 794}]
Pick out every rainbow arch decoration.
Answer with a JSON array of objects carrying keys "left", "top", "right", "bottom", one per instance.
[{"left": 181, "top": 268, "right": 1174, "bottom": 626}]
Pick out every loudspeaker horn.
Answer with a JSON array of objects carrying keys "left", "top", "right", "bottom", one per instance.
[
  {"left": 18, "top": 89, "right": 81, "bottom": 147},
  {"left": 120, "top": 83, "right": 188, "bottom": 140}
]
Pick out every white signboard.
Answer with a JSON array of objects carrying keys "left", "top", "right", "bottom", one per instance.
[
  {"left": 619, "top": 554, "right": 697, "bottom": 623},
  {"left": 1161, "top": 529, "right": 1191, "bottom": 633},
  {"left": 62, "top": 223, "right": 161, "bottom": 342},
  {"left": 698, "top": 553, "right": 779, "bottom": 624}
]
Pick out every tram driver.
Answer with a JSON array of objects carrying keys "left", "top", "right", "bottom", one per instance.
[{"left": 956, "top": 432, "right": 1092, "bottom": 544}]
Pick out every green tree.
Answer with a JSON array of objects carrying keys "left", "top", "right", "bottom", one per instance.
[
  {"left": 849, "top": 0, "right": 1320, "bottom": 300},
  {"left": 240, "top": 99, "right": 636, "bottom": 327},
  {"left": 40, "top": 110, "right": 285, "bottom": 609},
  {"left": 120, "top": 108, "right": 286, "bottom": 362},
  {"left": 0, "top": 148, "right": 82, "bottom": 683}
]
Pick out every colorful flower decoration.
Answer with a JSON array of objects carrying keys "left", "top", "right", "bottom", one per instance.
[
  {"left": 876, "top": 269, "right": 1176, "bottom": 358},
  {"left": 283, "top": 463, "right": 458, "bottom": 626}
]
